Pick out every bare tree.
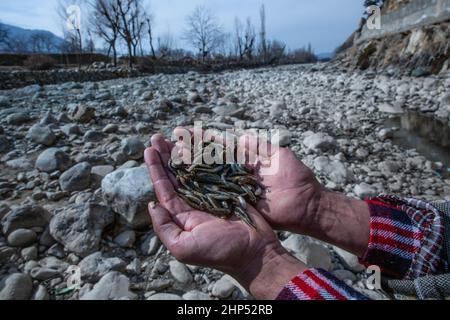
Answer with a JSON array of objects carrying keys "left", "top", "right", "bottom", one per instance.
[
  {"left": 30, "top": 33, "right": 56, "bottom": 53},
  {"left": 90, "top": 0, "right": 120, "bottom": 66},
  {"left": 259, "top": 4, "right": 267, "bottom": 62},
  {"left": 115, "top": 0, "right": 146, "bottom": 67},
  {"left": 145, "top": 12, "right": 156, "bottom": 59},
  {"left": 157, "top": 30, "right": 175, "bottom": 59},
  {"left": 234, "top": 17, "right": 243, "bottom": 59},
  {"left": 184, "top": 6, "right": 223, "bottom": 62},
  {"left": 234, "top": 17, "right": 256, "bottom": 61}
]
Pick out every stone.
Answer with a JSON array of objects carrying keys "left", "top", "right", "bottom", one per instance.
[
  {"left": 332, "top": 270, "right": 357, "bottom": 283},
  {"left": 276, "top": 129, "right": 292, "bottom": 147},
  {"left": 35, "top": 148, "right": 71, "bottom": 173},
  {"left": 212, "top": 104, "right": 245, "bottom": 118},
  {"left": 120, "top": 137, "right": 145, "bottom": 160},
  {"left": 69, "top": 105, "right": 95, "bottom": 123},
  {"left": 28, "top": 124, "right": 56, "bottom": 146},
  {"left": 80, "top": 272, "right": 137, "bottom": 300},
  {"left": 0, "top": 135, "right": 11, "bottom": 153},
  {"left": 49, "top": 203, "right": 114, "bottom": 257},
  {"left": 102, "top": 124, "right": 118, "bottom": 134},
  {"left": 7, "top": 229, "right": 37, "bottom": 247},
  {"left": 59, "top": 162, "right": 91, "bottom": 192},
  {"left": 0, "top": 273, "right": 33, "bottom": 300},
  {"left": 79, "top": 252, "right": 126, "bottom": 282},
  {"left": 6, "top": 113, "right": 31, "bottom": 125},
  {"left": 182, "top": 290, "right": 211, "bottom": 300},
  {"left": 91, "top": 165, "right": 115, "bottom": 178},
  {"left": 6, "top": 157, "right": 33, "bottom": 169},
  {"left": 377, "top": 128, "right": 395, "bottom": 141},
  {"left": 30, "top": 267, "right": 60, "bottom": 281},
  {"left": 113, "top": 230, "right": 136, "bottom": 248},
  {"left": 102, "top": 167, "right": 154, "bottom": 228},
  {"left": 60, "top": 124, "right": 81, "bottom": 136},
  {"left": 378, "top": 103, "right": 404, "bottom": 114},
  {"left": 212, "top": 275, "right": 237, "bottom": 298},
  {"left": 378, "top": 160, "right": 400, "bottom": 175},
  {"left": 140, "top": 232, "right": 160, "bottom": 255},
  {"left": 32, "top": 285, "right": 50, "bottom": 300},
  {"left": 270, "top": 101, "right": 287, "bottom": 118},
  {"left": 83, "top": 130, "right": 105, "bottom": 142},
  {"left": 333, "top": 246, "right": 365, "bottom": 272},
  {"left": 0, "top": 203, "right": 11, "bottom": 219},
  {"left": 303, "top": 132, "right": 336, "bottom": 151},
  {"left": 282, "top": 234, "right": 333, "bottom": 271},
  {"left": 147, "top": 293, "right": 183, "bottom": 300},
  {"left": 21, "top": 246, "right": 38, "bottom": 261},
  {"left": 169, "top": 260, "right": 193, "bottom": 285},
  {"left": 354, "top": 183, "right": 377, "bottom": 199},
  {"left": 1, "top": 204, "right": 50, "bottom": 235},
  {"left": 314, "top": 157, "right": 350, "bottom": 184}
]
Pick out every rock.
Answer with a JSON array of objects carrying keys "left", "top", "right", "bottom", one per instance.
[
  {"left": 0, "top": 273, "right": 33, "bottom": 300},
  {"left": 1, "top": 204, "right": 50, "bottom": 235},
  {"left": 7, "top": 229, "right": 37, "bottom": 247},
  {"left": 113, "top": 230, "right": 136, "bottom": 248},
  {"left": 80, "top": 272, "right": 137, "bottom": 300},
  {"left": 270, "top": 101, "right": 287, "bottom": 118},
  {"left": 282, "top": 234, "right": 332, "bottom": 270},
  {"left": 0, "top": 135, "right": 11, "bottom": 153},
  {"left": 35, "top": 148, "right": 72, "bottom": 173},
  {"left": 303, "top": 132, "right": 336, "bottom": 151},
  {"left": 377, "top": 128, "right": 395, "bottom": 141},
  {"left": 69, "top": 105, "right": 95, "bottom": 123},
  {"left": 40, "top": 112, "right": 58, "bottom": 125},
  {"left": 314, "top": 157, "right": 350, "bottom": 184},
  {"left": 49, "top": 203, "right": 114, "bottom": 257},
  {"left": 28, "top": 124, "right": 56, "bottom": 146},
  {"left": 30, "top": 267, "right": 60, "bottom": 281},
  {"left": 21, "top": 246, "right": 38, "bottom": 261},
  {"left": 332, "top": 270, "right": 357, "bottom": 283},
  {"left": 212, "top": 275, "right": 237, "bottom": 298},
  {"left": 333, "top": 246, "right": 365, "bottom": 272},
  {"left": 6, "top": 157, "right": 33, "bottom": 169},
  {"left": 60, "top": 124, "right": 81, "bottom": 136},
  {"left": 140, "top": 232, "right": 160, "bottom": 255},
  {"left": 378, "top": 160, "right": 400, "bottom": 175},
  {"left": 91, "top": 165, "right": 115, "bottom": 178},
  {"left": 440, "top": 92, "right": 450, "bottom": 106},
  {"left": 354, "top": 183, "right": 377, "bottom": 199},
  {"left": 6, "top": 113, "right": 31, "bottom": 125},
  {"left": 212, "top": 105, "right": 245, "bottom": 118},
  {"left": 79, "top": 252, "right": 126, "bottom": 282},
  {"left": 378, "top": 103, "right": 404, "bottom": 114},
  {"left": 120, "top": 137, "right": 145, "bottom": 160},
  {"left": 276, "top": 129, "right": 292, "bottom": 147},
  {"left": 147, "top": 293, "right": 183, "bottom": 300},
  {"left": 59, "top": 162, "right": 91, "bottom": 192},
  {"left": 0, "top": 203, "right": 11, "bottom": 219},
  {"left": 169, "top": 260, "right": 193, "bottom": 285},
  {"left": 83, "top": 130, "right": 105, "bottom": 142},
  {"left": 102, "top": 167, "right": 154, "bottom": 228},
  {"left": 102, "top": 124, "right": 118, "bottom": 134},
  {"left": 32, "top": 285, "right": 49, "bottom": 300},
  {"left": 182, "top": 290, "right": 211, "bottom": 300}
]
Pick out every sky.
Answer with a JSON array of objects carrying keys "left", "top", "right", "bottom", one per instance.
[{"left": 0, "top": 0, "right": 364, "bottom": 53}]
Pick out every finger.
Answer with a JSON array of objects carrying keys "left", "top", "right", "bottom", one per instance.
[
  {"left": 145, "top": 147, "right": 178, "bottom": 203},
  {"left": 145, "top": 147, "right": 193, "bottom": 214},
  {"left": 148, "top": 201, "right": 185, "bottom": 251},
  {"left": 151, "top": 134, "right": 171, "bottom": 166}
]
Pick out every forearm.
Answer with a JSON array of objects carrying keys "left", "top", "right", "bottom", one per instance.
[
  {"left": 306, "top": 190, "right": 370, "bottom": 257},
  {"left": 233, "top": 245, "right": 307, "bottom": 300}
]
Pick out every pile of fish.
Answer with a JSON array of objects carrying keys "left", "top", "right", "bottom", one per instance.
[{"left": 168, "top": 141, "right": 264, "bottom": 228}]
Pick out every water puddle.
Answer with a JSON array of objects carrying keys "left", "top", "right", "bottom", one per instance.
[{"left": 384, "top": 112, "right": 450, "bottom": 178}]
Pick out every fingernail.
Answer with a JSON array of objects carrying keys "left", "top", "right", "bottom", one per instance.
[{"left": 149, "top": 201, "right": 156, "bottom": 209}]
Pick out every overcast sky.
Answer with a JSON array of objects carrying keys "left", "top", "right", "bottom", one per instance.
[{"left": 0, "top": 0, "right": 364, "bottom": 53}]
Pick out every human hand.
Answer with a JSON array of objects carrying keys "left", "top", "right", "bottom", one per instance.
[{"left": 145, "top": 135, "right": 306, "bottom": 299}]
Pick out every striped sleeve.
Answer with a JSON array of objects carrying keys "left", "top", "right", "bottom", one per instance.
[
  {"left": 360, "top": 195, "right": 446, "bottom": 279},
  {"left": 276, "top": 268, "right": 368, "bottom": 300}
]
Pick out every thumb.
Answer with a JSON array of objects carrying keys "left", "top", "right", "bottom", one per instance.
[{"left": 148, "top": 201, "right": 184, "bottom": 250}]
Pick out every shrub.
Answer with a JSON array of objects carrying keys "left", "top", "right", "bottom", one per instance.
[{"left": 23, "top": 55, "right": 57, "bottom": 71}]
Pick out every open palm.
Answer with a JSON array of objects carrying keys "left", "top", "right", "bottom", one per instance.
[
  {"left": 238, "top": 135, "right": 324, "bottom": 234},
  {"left": 145, "top": 135, "right": 280, "bottom": 278}
]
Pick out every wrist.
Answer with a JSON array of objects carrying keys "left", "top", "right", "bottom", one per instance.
[
  {"left": 306, "top": 190, "right": 370, "bottom": 257},
  {"left": 233, "top": 244, "right": 306, "bottom": 300}
]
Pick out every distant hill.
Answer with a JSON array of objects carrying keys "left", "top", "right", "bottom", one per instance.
[
  {"left": 316, "top": 52, "right": 335, "bottom": 61},
  {"left": 0, "top": 22, "right": 64, "bottom": 53}
]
